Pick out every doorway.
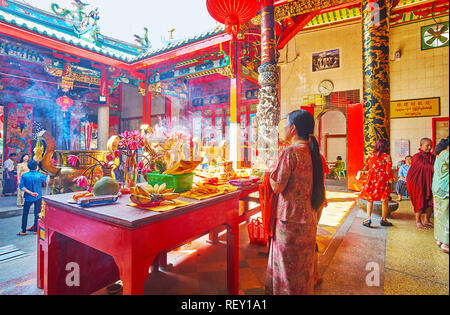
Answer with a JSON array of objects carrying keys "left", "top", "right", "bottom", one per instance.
[{"left": 317, "top": 109, "right": 347, "bottom": 188}]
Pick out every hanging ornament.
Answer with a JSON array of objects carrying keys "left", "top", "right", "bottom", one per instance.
[
  {"left": 206, "top": 0, "right": 259, "bottom": 36},
  {"left": 56, "top": 95, "right": 74, "bottom": 117}
]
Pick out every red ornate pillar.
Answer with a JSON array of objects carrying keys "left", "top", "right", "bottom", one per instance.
[{"left": 142, "top": 68, "right": 151, "bottom": 125}]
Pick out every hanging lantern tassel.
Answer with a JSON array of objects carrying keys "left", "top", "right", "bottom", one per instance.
[{"left": 206, "top": 0, "right": 259, "bottom": 36}]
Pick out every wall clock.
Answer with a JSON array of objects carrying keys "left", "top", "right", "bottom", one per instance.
[
  {"left": 318, "top": 80, "right": 334, "bottom": 96},
  {"left": 421, "top": 22, "right": 449, "bottom": 50}
]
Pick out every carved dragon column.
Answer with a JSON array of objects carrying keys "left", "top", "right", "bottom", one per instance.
[
  {"left": 362, "top": 0, "right": 392, "bottom": 156},
  {"left": 256, "top": 0, "right": 280, "bottom": 169}
]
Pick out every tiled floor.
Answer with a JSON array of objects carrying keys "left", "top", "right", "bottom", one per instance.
[
  {"left": 384, "top": 200, "right": 449, "bottom": 295},
  {"left": 100, "top": 191, "right": 357, "bottom": 295},
  {"left": 1, "top": 190, "right": 448, "bottom": 295}
]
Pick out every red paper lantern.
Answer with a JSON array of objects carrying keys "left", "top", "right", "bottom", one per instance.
[
  {"left": 206, "top": 0, "right": 259, "bottom": 35},
  {"left": 56, "top": 96, "right": 74, "bottom": 116}
]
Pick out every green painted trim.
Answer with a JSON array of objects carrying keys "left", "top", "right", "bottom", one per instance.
[{"left": 391, "top": 14, "right": 449, "bottom": 28}]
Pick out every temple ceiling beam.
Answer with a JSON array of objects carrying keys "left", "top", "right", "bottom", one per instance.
[
  {"left": 276, "top": 11, "right": 319, "bottom": 49},
  {"left": 252, "top": 0, "right": 358, "bottom": 24}
]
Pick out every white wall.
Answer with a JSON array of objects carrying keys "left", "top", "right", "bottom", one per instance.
[
  {"left": 279, "top": 21, "right": 363, "bottom": 117},
  {"left": 390, "top": 17, "right": 449, "bottom": 164},
  {"left": 280, "top": 17, "right": 449, "bottom": 166},
  {"left": 320, "top": 110, "right": 347, "bottom": 162}
]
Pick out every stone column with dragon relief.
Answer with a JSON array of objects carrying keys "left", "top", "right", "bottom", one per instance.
[{"left": 255, "top": 0, "right": 280, "bottom": 170}]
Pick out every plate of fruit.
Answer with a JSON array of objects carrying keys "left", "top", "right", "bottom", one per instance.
[{"left": 130, "top": 183, "right": 180, "bottom": 207}]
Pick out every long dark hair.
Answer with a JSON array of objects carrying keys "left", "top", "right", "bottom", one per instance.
[
  {"left": 435, "top": 136, "right": 449, "bottom": 156},
  {"left": 287, "top": 110, "right": 325, "bottom": 211},
  {"left": 20, "top": 154, "right": 29, "bottom": 163},
  {"left": 374, "top": 139, "right": 390, "bottom": 157}
]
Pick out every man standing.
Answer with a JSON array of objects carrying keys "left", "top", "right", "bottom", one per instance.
[
  {"left": 2, "top": 152, "right": 18, "bottom": 196},
  {"left": 396, "top": 155, "right": 412, "bottom": 201},
  {"left": 17, "top": 160, "right": 47, "bottom": 235}
]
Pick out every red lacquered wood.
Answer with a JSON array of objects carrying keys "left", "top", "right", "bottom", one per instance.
[
  {"left": 41, "top": 192, "right": 241, "bottom": 295},
  {"left": 347, "top": 103, "right": 365, "bottom": 191}
]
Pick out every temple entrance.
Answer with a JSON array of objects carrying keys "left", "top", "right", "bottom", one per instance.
[
  {"left": 317, "top": 109, "right": 347, "bottom": 189},
  {"left": 305, "top": 103, "right": 364, "bottom": 191}
]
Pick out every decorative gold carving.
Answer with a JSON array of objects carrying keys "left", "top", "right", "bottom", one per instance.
[
  {"left": 44, "top": 66, "right": 63, "bottom": 77},
  {"left": 138, "top": 85, "right": 146, "bottom": 96},
  {"left": 252, "top": 0, "right": 355, "bottom": 24},
  {"left": 237, "top": 23, "right": 249, "bottom": 40},
  {"left": 216, "top": 65, "right": 235, "bottom": 79},
  {"left": 148, "top": 82, "right": 161, "bottom": 93},
  {"left": 44, "top": 63, "right": 101, "bottom": 89}
]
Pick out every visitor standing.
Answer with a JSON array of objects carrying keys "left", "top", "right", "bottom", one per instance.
[
  {"left": 266, "top": 110, "right": 325, "bottom": 295},
  {"left": 407, "top": 138, "right": 436, "bottom": 229},
  {"left": 359, "top": 139, "right": 394, "bottom": 227},
  {"left": 396, "top": 155, "right": 412, "bottom": 201},
  {"left": 17, "top": 160, "right": 47, "bottom": 235},
  {"left": 16, "top": 154, "right": 30, "bottom": 207},
  {"left": 432, "top": 137, "right": 449, "bottom": 254},
  {"left": 2, "top": 152, "right": 18, "bottom": 197}
]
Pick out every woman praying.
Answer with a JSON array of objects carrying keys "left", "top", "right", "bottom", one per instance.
[{"left": 266, "top": 110, "right": 325, "bottom": 295}]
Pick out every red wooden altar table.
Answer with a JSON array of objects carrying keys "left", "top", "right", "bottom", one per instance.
[
  {"left": 38, "top": 191, "right": 241, "bottom": 295},
  {"left": 152, "top": 183, "right": 261, "bottom": 271}
]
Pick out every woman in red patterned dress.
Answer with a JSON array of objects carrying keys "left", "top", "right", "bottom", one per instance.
[
  {"left": 266, "top": 110, "right": 325, "bottom": 295},
  {"left": 359, "top": 139, "right": 394, "bottom": 227}
]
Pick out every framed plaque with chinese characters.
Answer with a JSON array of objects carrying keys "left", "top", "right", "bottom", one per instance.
[{"left": 390, "top": 97, "right": 440, "bottom": 119}]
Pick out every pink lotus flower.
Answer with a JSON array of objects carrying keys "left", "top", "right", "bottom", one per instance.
[
  {"left": 138, "top": 160, "right": 144, "bottom": 170},
  {"left": 106, "top": 153, "right": 113, "bottom": 162},
  {"left": 114, "top": 150, "right": 121, "bottom": 158},
  {"left": 68, "top": 155, "right": 79, "bottom": 167},
  {"left": 74, "top": 175, "right": 88, "bottom": 188}
]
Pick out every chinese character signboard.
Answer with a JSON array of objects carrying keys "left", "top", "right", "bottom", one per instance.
[{"left": 390, "top": 98, "right": 440, "bottom": 118}]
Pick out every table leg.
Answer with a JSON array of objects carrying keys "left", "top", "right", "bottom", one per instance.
[
  {"left": 207, "top": 227, "right": 221, "bottom": 244},
  {"left": 43, "top": 230, "right": 58, "bottom": 295},
  {"left": 37, "top": 220, "right": 44, "bottom": 289},
  {"left": 116, "top": 256, "right": 154, "bottom": 295},
  {"left": 242, "top": 199, "right": 250, "bottom": 224},
  {"left": 226, "top": 222, "right": 239, "bottom": 295},
  {"left": 158, "top": 251, "right": 174, "bottom": 272}
]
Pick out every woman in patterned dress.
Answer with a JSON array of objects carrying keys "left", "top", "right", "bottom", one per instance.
[
  {"left": 266, "top": 110, "right": 325, "bottom": 295},
  {"left": 359, "top": 139, "right": 394, "bottom": 227}
]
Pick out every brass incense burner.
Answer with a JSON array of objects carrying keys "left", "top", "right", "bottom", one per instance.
[{"left": 34, "top": 131, "right": 107, "bottom": 194}]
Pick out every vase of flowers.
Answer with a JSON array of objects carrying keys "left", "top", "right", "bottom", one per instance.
[
  {"left": 118, "top": 130, "right": 144, "bottom": 190},
  {"left": 68, "top": 150, "right": 120, "bottom": 191}
]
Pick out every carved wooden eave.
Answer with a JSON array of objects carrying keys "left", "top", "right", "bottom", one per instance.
[{"left": 251, "top": 0, "right": 356, "bottom": 24}]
